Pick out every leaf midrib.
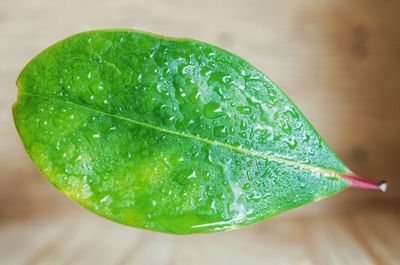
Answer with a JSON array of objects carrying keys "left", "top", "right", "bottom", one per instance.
[{"left": 20, "top": 92, "right": 344, "bottom": 177}]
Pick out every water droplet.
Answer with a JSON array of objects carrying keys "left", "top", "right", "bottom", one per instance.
[
  {"left": 243, "top": 183, "right": 251, "bottom": 190},
  {"left": 283, "top": 106, "right": 299, "bottom": 119},
  {"left": 268, "top": 88, "right": 277, "bottom": 100},
  {"left": 214, "top": 86, "right": 233, "bottom": 100},
  {"left": 210, "top": 200, "right": 217, "bottom": 211},
  {"left": 188, "top": 87, "right": 201, "bottom": 103},
  {"left": 81, "top": 183, "right": 92, "bottom": 199},
  {"left": 204, "top": 102, "right": 224, "bottom": 119},
  {"left": 236, "top": 105, "right": 251, "bottom": 114},
  {"left": 213, "top": 125, "right": 228, "bottom": 137},
  {"left": 239, "top": 120, "right": 247, "bottom": 130},
  {"left": 156, "top": 83, "right": 162, "bottom": 93},
  {"left": 100, "top": 194, "right": 113, "bottom": 206},
  {"left": 284, "top": 137, "right": 298, "bottom": 149},
  {"left": 187, "top": 171, "right": 197, "bottom": 179},
  {"left": 178, "top": 87, "right": 186, "bottom": 97},
  {"left": 182, "top": 65, "right": 193, "bottom": 74},
  {"left": 246, "top": 73, "right": 261, "bottom": 81},
  {"left": 303, "top": 132, "right": 311, "bottom": 144},
  {"left": 222, "top": 75, "right": 232, "bottom": 84},
  {"left": 246, "top": 96, "right": 261, "bottom": 107},
  {"left": 253, "top": 124, "right": 274, "bottom": 141},
  {"left": 247, "top": 191, "right": 262, "bottom": 202},
  {"left": 260, "top": 109, "right": 273, "bottom": 125},
  {"left": 280, "top": 120, "right": 292, "bottom": 134}
]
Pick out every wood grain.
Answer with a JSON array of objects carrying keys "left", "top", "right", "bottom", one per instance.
[
  {"left": 0, "top": 212, "right": 399, "bottom": 265},
  {"left": 0, "top": 0, "right": 399, "bottom": 264}
]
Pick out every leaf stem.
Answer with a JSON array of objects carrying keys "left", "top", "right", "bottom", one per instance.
[{"left": 340, "top": 174, "right": 387, "bottom": 192}]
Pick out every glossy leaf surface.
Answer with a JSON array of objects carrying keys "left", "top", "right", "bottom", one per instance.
[{"left": 13, "top": 29, "right": 351, "bottom": 234}]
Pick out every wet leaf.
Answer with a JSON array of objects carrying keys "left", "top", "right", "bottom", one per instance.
[{"left": 14, "top": 29, "right": 365, "bottom": 234}]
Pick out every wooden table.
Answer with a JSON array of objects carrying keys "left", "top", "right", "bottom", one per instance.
[
  {"left": 1, "top": 207, "right": 399, "bottom": 265},
  {"left": 1, "top": 0, "right": 399, "bottom": 264}
]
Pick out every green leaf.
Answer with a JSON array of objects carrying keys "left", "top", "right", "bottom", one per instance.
[{"left": 13, "top": 29, "right": 381, "bottom": 234}]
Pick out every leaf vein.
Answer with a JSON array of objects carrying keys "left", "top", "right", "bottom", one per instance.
[{"left": 20, "top": 92, "right": 342, "bottom": 177}]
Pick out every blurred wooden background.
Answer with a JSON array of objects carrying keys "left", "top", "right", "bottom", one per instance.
[{"left": 0, "top": 0, "right": 399, "bottom": 264}]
